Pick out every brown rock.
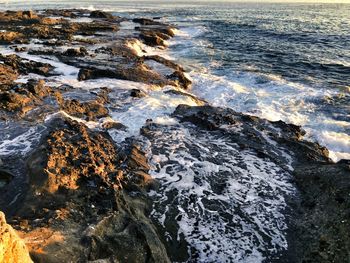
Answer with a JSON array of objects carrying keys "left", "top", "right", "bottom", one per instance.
[
  {"left": 0, "top": 64, "right": 18, "bottom": 87},
  {"left": 0, "top": 31, "right": 26, "bottom": 45},
  {"left": 0, "top": 211, "right": 33, "bottom": 263},
  {"left": 58, "top": 98, "right": 109, "bottom": 121}
]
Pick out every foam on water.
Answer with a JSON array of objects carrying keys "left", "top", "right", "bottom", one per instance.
[
  {"left": 109, "top": 88, "right": 199, "bottom": 142},
  {"left": 145, "top": 121, "right": 295, "bottom": 262},
  {"left": 187, "top": 70, "right": 350, "bottom": 161},
  {"left": 0, "top": 125, "right": 46, "bottom": 156}
]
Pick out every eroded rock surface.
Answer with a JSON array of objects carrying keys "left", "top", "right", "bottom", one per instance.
[{"left": 0, "top": 211, "right": 33, "bottom": 263}]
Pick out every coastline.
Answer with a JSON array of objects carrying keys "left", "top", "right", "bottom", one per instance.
[{"left": 0, "top": 9, "right": 349, "bottom": 263}]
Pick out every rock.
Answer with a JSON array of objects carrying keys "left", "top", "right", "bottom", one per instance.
[
  {"left": 139, "top": 31, "right": 167, "bottom": 47},
  {"left": 0, "top": 64, "right": 18, "bottom": 88},
  {"left": 289, "top": 162, "right": 350, "bottom": 263},
  {"left": 0, "top": 211, "right": 33, "bottom": 263},
  {"left": 0, "top": 31, "right": 26, "bottom": 45},
  {"left": 164, "top": 89, "right": 207, "bottom": 105},
  {"left": 0, "top": 10, "right": 39, "bottom": 24},
  {"left": 0, "top": 117, "right": 169, "bottom": 262},
  {"left": 0, "top": 79, "right": 51, "bottom": 115},
  {"left": 63, "top": 47, "right": 88, "bottom": 57},
  {"left": 90, "top": 10, "right": 114, "bottom": 20},
  {"left": 77, "top": 66, "right": 169, "bottom": 87},
  {"left": 145, "top": 55, "right": 184, "bottom": 71},
  {"left": 132, "top": 18, "right": 163, "bottom": 26},
  {"left": 130, "top": 89, "right": 147, "bottom": 98},
  {"left": 58, "top": 98, "right": 109, "bottom": 121},
  {"left": 14, "top": 46, "right": 28, "bottom": 52},
  {"left": 102, "top": 121, "right": 126, "bottom": 130},
  {"left": 167, "top": 70, "right": 192, "bottom": 89},
  {"left": 0, "top": 54, "right": 54, "bottom": 76}
]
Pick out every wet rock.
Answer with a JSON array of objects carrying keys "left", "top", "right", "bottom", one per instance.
[
  {"left": 14, "top": 46, "right": 28, "bottom": 52},
  {"left": 0, "top": 10, "right": 39, "bottom": 24},
  {"left": 0, "top": 211, "right": 33, "bottom": 263},
  {"left": 0, "top": 54, "right": 54, "bottom": 76},
  {"left": 78, "top": 65, "right": 169, "bottom": 87},
  {"left": 63, "top": 47, "right": 88, "bottom": 57},
  {"left": 58, "top": 98, "right": 109, "bottom": 121},
  {"left": 130, "top": 89, "right": 147, "bottom": 98},
  {"left": 0, "top": 64, "right": 18, "bottom": 88},
  {"left": 289, "top": 162, "right": 350, "bottom": 263},
  {"left": 102, "top": 121, "right": 126, "bottom": 130},
  {"left": 0, "top": 170, "right": 13, "bottom": 189},
  {"left": 90, "top": 10, "right": 114, "bottom": 20},
  {"left": 139, "top": 31, "right": 167, "bottom": 47},
  {"left": 165, "top": 89, "right": 207, "bottom": 105},
  {"left": 167, "top": 70, "right": 192, "bottom": 89},
  {"left": 132, "top": 18, "right": 163, "bottom": 26},
  {"left": 0, "top": 79, "right": 51, "bottom": 116},
  {"left": 0, "top": 117, "right": 168, "bottom": 262},
  {"left": 145, "top": 55, "right": 184, "bottom": 71}
]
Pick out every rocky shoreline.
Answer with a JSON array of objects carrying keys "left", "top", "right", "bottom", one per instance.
[{"left": 0, "top": 9, "right": 349, "bottom": 263}]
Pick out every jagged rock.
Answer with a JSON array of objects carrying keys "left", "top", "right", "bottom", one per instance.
[
  {"left": 0, "top": 10, "right": 39, "bottom": 24},
  {"left": 0, "top": 117, "right": 168, "bottom": 262},
  {"left": 0, "top": 211, "right": 33, "bottom": 263},
  {"left": 0, "top": 79, "right": 51, "bottom": 115},
  {"left": 0, "top": 64, "right": 18, "bottom": 88},
  {"left": 164, "top": 89, "right": 207, "bottom": 105},
  {"left": 57, "top": 97, "right": 109, "bottom": 121},
  {"left": 167, "top": 70, "right": 192, "bottom": 89},
  {"left": 0, "top": 31, "right": 26, "bottom": 45},
  {"left": 77, "top": 66, "right": 169, "bottom": 87},
  {"left": 0, "top": 54, "right": 54, "bottom": 76},
  {"left": 145, "top": 55, "right": 184, "bottom": 71},
  {"left": 139, "top": 32, "right": 167, "bottom": 47},
  {"left": 102, "top": 121, "right": 126, "bottom": 130}
]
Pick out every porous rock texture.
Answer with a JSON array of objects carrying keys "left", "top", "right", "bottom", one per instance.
[{"left": 0, "top": 211, "right": 33, "bottom": 263}]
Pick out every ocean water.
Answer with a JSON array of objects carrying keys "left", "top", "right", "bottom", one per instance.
[
  {"left": 2, "top": 0, "right": 348, "bottom": 160},
  {"left": 0, "top": 1, "right": 349, "bottom": 262}
]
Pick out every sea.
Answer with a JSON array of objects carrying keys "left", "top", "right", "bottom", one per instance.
[
  {"left": 0, "top": 1, "right": 349, "bottom": 262},
  {"left": 1, "top": 0, "right": 349, "bottom": 160}
]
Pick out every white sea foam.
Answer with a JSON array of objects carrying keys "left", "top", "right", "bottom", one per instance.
[
  {"left": 109, "top": 89, "right": 199, "bottom": 142},
  {"left": 187, "top": 71, "right": 349, "bottom": 161},
  {"left": 0, "top": 125, "right": 46, "bottom": 156},
  {"left": 146, "top": 122, "right": 295, "bottom": 262}
]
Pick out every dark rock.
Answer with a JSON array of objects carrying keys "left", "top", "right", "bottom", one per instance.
[
  {"left": 102, "top": 121, "right": 126, "bottom": 130},
  {"left": 130, "top": 89, "right": 147, "bottom": 98},
  {"left": 90, "top": 10, "right": 114, "bottom": 20},
  {"left": 0, "top": 54, "right": 54, "bottom": 76},
  {"left": 63, "top": 47, "right": 88, "bottom": 57},
  {"left": 167, "top": 70, "right": 192, "bottom": 89},
  {"left": 132, "top": 18, "right": 163, "bottom": 26},
  {"left": 139, "top": 31, "right": 167, "bottom": 47}
]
